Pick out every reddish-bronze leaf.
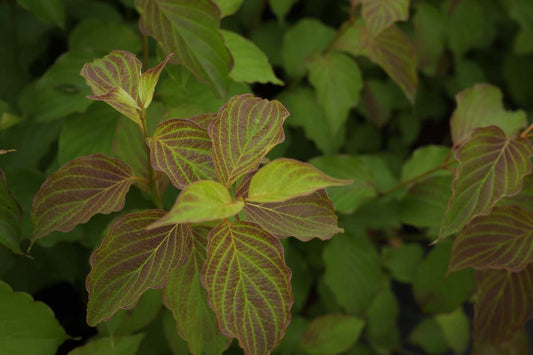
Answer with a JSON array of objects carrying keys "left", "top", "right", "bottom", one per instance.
[
  {"left": 449, "top": 206, "right": 533, "bottom": 272},
  {"left": 147, "top": 119, "right": 215, "bottom": 189},
  {"left": 163, "top": 226, "right": 231, "bottom": 354},
  {"left": 474, "top": 266, "right": 533, "bottom": 344},
  {"left": 360, "top": 0, "right": 410, "bottom": 37},
  {"left": 31, "top": 154, "right": 135, "bottom": 241},
  {"left": 440, "top": 126, "right": 533, "bottom": 239},
  {"left": 244, "top": 190, "right": 342, "bottom": 241},
  {"left": 202, "top": 221, "right": 293, "bottom": 354},
  {"left": 187, "top": 112, "right": 216, "bottom": 130},
  {"left": 135, "top": 0, "right": 232, "bottom": 98},
  {"left": 86, "top": 210, "right": 191, "bottom": 326},
  {"left": 208, "top": 94, "right": 289, "bottom": 187}
]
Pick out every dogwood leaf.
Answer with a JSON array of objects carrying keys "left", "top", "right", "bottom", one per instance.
[{"left": 360, "top": 0, "right": 410, "bottom": 37}]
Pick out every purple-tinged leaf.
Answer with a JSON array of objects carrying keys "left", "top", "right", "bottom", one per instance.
[
  {"left": 474, "top": 265, "right": 533, "bottom": 344},
  {"left": 440, "top": 126, "right": 533, "bottom": 239},
  {"left": 139, "top": 53, "right": 173, "bottom": 108},
  {"left": 203, "top": 221, "right": 293, "bottom": 354},
  {"left": 135, "top": 0, "right": 232, "bottom": 98},
  {"left": 334, "top": 22, "right": 418, "bottom": 103},
  {"left": 86, "top": 210, "right": 191, "bottom": 326},
  {"left": 31, "top": 154, "right": 135, "bottom": 241},
  {"left": 148, "top": 181, "right": 243, "bottom": 229},
  {"left": 247, "top": 158, "right": 352, "bottom": 203},
  {"left": 0, "top": 169, "right": 23, "bottom": 254},
  {"left": 449, "top": 206, "right": 533, "bottom": 272},
  {"left": 146, "top": 119, "right": 216, "bottom": 189},
  {"left": 497, "top": 173, "right": 533, "bottom": 212},
  {"left": 360, "top": 0, "right": 410, "bottom": 37},
  {"left": 208, "top": 94, "right": 289, "bottom": 186},
  {"left": 187, "top": 112, "right": 216, "bottom": 130},
  {"left": 163, "top": 226, "right": 231, "bottom": 354},
  {"left": 450, "top": 84, "right": 527, "bottom": 146},
  {"left": 245, "top": 190, "right": 342, "bottom": 241}
]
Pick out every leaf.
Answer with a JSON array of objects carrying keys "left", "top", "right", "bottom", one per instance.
[
  {"left": 309, "top": 155, "right": 376, "bottom": 214},
  {"left": 360, "top": 0, "right": 410, "bottom": 37},
  {"left": 334, "top": 22, "right": 418, "bottom": 103},
  {"left": 440, "top": 126, "right": 533, "bottom": 239},
  {"left": 0, "top": 169, "right": 22, "bottom": 254},
  {"left": 16, "top": 0, "right": 65, "bottom": 28},
  {"left": 269, "top": 0, "right": 299, "bottom": 22},
  {"left": 69, "top": 19, "right": 142, "bottom": 54},
  {"left": 68, "top": 334, "right": 145, "bottom": 355},
  {"left": 221, "top": 30, "right": 283, "bottom": 85},
  {"left": 435, "top": 308, "right": 470, "bottom": 354},
  {"left": 202, "top": 221, "right": 293, "bottom": 354},
  {"left": 382, "top": 243, "right": 424, "bottom": 283},
  {"left": 413, "top": 240, "right": 475, "bottom": 314},
  {"left": 135, "top": 0, "right": 232, "bottom": 98},
  {"left": 244, "top": 190, "right": 342, "bottom": 241},
  {"left": 138, "top": 53, "right": 173, "bottom": 108},
  {"left": 248, "top": 158, "right": 352, "bottom": 203},
  {"left": 86, "top": 210, "right": 191, "bottom": 326},
  {"left": 509, "top": 0, "right": 533, "bottom": 54},
  {"left": 148, "top": 181, "right": 243, "bottom": 228},
  {"left": 32, "top": 154, "right": 135, "bottom": 241},
  {"left": 450, "top": 84, "right": 527, "bottom": 146},
  {"left": 366, "top": 285, "right": 400, "bottom": 352},
  {"left": 208, "top": 94, "right": 289, "bottom": 186},
  {"left": 301, "top": 314, "right": 365, "bottom": 355},
  {"left": 163, "top": 226, "right": 231, "bottom": 355},
  {"left": 281, "top": 18, "right": 336, "bottom": 79},
  {"left": 498, "top": 173, "right": 533, "bottom": 212},
  {"left": 409, "top": 318, "right": 449, "bottom": 354},
  {"left": 401, "top": 145, "right": 452, "bottom": 182},
  {"left": 448, "top": 0, "right": 492, "bottom": 58},
  {"left": 146, "top": 119, "right": 216, "bottom": 189},
  {"left": 323, "top": 235, "right": 384, "bottom": 315},
  {"left": 474, "top": 265, "right": 533, "bottom": 344},
  {"left": 307, "top": 51, "right": 362, "bottom": 136},
  {"left": 413, "top": 2, "right": 446, "bottom": 75},
  {"left": 449, "top": 206, "right": 533, "bottom": 273},
  {"left": 212, "top": 0, "right": 243, "bottom": 17},
  {"left": 0, "top": 280, "right": 68, "bottom": 354}
]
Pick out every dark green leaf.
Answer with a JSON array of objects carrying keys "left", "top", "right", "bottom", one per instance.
[
  {"left": 0, "top": 169, "right": 22, "bottom": 254},
  {"left": 16, "top": 0, "right": 65, "bottom": 28},
  {"left": 382, "top": 243, "right": 424, "bottom": 283},
  {"left": 69, "top": 19, "right": 142, "bottom": 54},
  {"left": 366, "top": 284, "right": 400, "bottom": 352},
  {"left": 68, "top": 334, "right": 144, "bottom": 355}
]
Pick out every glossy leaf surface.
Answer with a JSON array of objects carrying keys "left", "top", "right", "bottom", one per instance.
[
  {"left": 147, "top": 119, "right": 215, "bottom": 189},
  {"left": 203, "top": 221, "right": 293, "bottom": 354},
  {"left": 450, "top": 84, "right": 527, "bottom": 145},
  {"left": 149, "top": 181, "right": 243, "bottom": 228},
  {"left": 208, "top": 94, "right": 289, "bottom": 186},
  {"left": 87, "top": 210, "right": 191, "bottom": 325},
  {"left": 360, "top": 0, "right": 410, "bottom": 37},
  {"left": 136, "top": 0, "right": 232, "bottom": 98},
  {"left": 32, "top": 154, "right": 135, "bottom": 240},
  {"left": 449, "top": 206, "right": 533, "bottom": 272},
  {"left": 0, "top": 169, "right": 22, "bottom": 254},
  {"left": 163, "top": 227, "right": 231, "bottom": 355},
  {"left": 440, "top": 126, "right": 532, "bottom": 239},
  {"left": 474, "top": 266, "right": 533, "bottom": 343},
  {"left": 244, "top": 190, "right": 342, "bottom": 241},
  {"left": 0, "top": 280, "right": 68, "bottom": 354},
  {"left": 248, "top": 158, "right": 352, "bottom": 203}
]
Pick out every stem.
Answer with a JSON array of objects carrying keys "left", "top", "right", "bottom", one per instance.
[
  {"left": 139, "top": 107, "right": 163, "bottom": 209},
  {"left": 521, "top": 123, "right": 533, "bottom": 138}
]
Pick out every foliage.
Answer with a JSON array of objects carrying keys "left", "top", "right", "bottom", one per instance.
[{"left": 2, "top": 0, "right": 533, "bottom": 354}]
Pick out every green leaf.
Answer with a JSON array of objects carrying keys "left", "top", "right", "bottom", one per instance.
[
  {"left": 248, "top": 158, "right": 352, "bottom": 203},
  {"left": 498, "top": 173, "right": 533, "bottom": 212},
  {"left": 68, "top": 334, "right": 145, "bottom": 355},
  {"left": 208, "top": 94, "right": 289, "bottom": 186},
  {"left": 135, "top": 0, "right": 232, "bottom": 98},
  {"left": 448, "top": 0, "right": 492, "bottom": 58},
  {"left": 212, "top": 0, "right": 243, "bottom": 17},
  {"left": 401, "top": 145, "right": 452, "bottom": 182},
  {"left": 269, "top": 0, "right": 299, "bottom": 22},
  {"left": 413, "top": 240, "right": 475, "bottom": 314},
  {"left": 413, "top": 2, "right": 446, "bottom": 75},
  {"left": 69, "top": 19, "right": 142, "bottom": 54},
  {"left": 409, "top": 318, "right": 449, "bottom": 354},
  {"left": 149, "top": 181, "right": 243, "bottom": 228},
  {"left": 382, "top": 243, "right": 424, "bottom": 283},
  {"left": 360, "top": 0, "right": 410, "bottom": 37},
  {"left": 366, "top": 285, "right": 400, "bottom": 352},
  {"left": 147, "top": 119, "right": 216, "bottom": 189},
  {"left": 32, "top": 154, "right": 135, "bottom": 241},
  {"left": 310, "top": 155, "right": 377, "bottom": 214},
  {"left": 301, "top": 314, "right": 365, "bottom": 355},
  {"left": 138, "top": 54, "right": 173, "bottom": 109},
  {"left": 449, "top": 206, "right": 533, "bottom": 273},
  {"left": 16, "top": 0, "right": 65, "bottom": 28},
  {"left": 86, "top": 210, "right": 191, "bottom": 326},
  {"left": 307, "top": 51, "right": 362, "bottom": 136},
  {"left": 435, "top": 308, "right": 470, "bottom": 354},
  {"left": 221, "top": 30, "right": 283, "bottom": 85},
  {"left": 440, "top": 126, "right": 533, "bottom": 239},
  {"left": 163, "top": 226, "right": 231, "bottom": 355},
  {"left": 203, "top": 221, "right": 293, "bottom": 354},
  {"left": 323, "top": 235, "right": 384, "bottom": 315},
  {"left": 282, "top": 18, "right": 336, "bottom": 79},
  {"left": 0, "top": 280, "right": 68, "bottom": 354},
  {"left": 509, "top": 0, "right": 533, "bottom": 54},
  {"left": 474, "top": 265, "right": 533, "bottom": 343},
  {"left": 450, "top": 84, "right": 527, "bottom": 146},
  {"left": 244, "top": 190, "right": 342, "bottom": 241},
  {"left": 0, "top": 169, "right": 22, "bottom": 254},
  {"left": 334, "top": 22, "right": 418, "bottom": 103}
]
